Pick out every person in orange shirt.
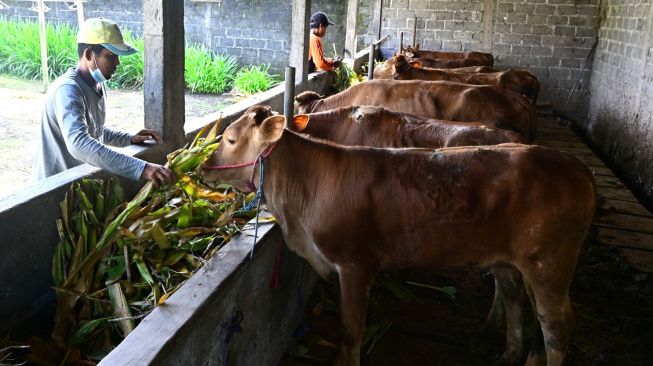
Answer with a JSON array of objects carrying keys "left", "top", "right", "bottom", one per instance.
[{"left": 308, "top": 12, "right": 342, "bottom": 73}]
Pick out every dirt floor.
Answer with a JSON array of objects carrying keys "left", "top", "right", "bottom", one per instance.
[
  {"left": 280, "top": 240, "right": 653, "bottom": 366},
  {"left": 0, "top": 75, "right": 238, "bottom": 200}
]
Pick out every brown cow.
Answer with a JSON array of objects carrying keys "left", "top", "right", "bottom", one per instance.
[
  {"left": 292, "top": 105, "right": 525, "bottom": 147},
  {"left": 373, "top": 60, "right": 497, "bottom": 80},
  {"left": 379, "top": 55, "right": 541, "bottom": 104},
  {"left": 200, "top": 105, "right": 596, "bottom": 366},
  {"left": 402, "top": 45, "right": 494, "bottom": 66},
  {"left": 290, "top": 105, "right": 528, "bottom": 361},
  {"left": 294, "top": 79, "right": 538, "bottom": 142}
]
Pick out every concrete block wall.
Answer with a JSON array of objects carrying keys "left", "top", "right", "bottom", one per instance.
[
  {"left": 586, "top": 0, "right": 653, "bottom": 209},
  {"left": 1, "top": 0, "right": 348, "bottom": 74},
  {"left": 354, "top": 0, "right": 601, "bottom": 119}
]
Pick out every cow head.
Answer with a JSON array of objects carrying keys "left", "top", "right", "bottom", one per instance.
[
  {"left": 200, "top": 105, "right": 285, "bottom": 191},
  {"left": 402, "top": 45, "right": 419, "bottom": 58},
  {"left": 391, "top": 54, "right": 413, "bottom": 79},
  {"left": 294, "top": 91, "right": 323, "bottom": 114},
  {"left": 373, "top": 58, "right": 396, "bottom": 79}
]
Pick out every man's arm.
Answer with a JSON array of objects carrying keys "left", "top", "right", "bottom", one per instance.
[
  {"left": 53, "top": 85, "right": 162, "bottom": 183},
  {"left": 310, "top": 35, "right": 338, "bottom": 71}
]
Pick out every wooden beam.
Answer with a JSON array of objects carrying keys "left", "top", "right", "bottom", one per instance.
[
  {"left": 372, "top": 0, "right": 383, "bottom": 56},
  {"left": 344, "top": 0, "right": 359, "bottom": 59},
  {"left": 37, "top": 0, "right": 48, "bottom": 90},
  {"left": 481, "top": 0, "right": 495, "bottom": 52},
  {"left": 75, "top": 0, "right": 84, "bottom": 25},
  {"left": 143, "top": 0, "right": 185, "bottom": 149},
  {"left": 289, "top": 0, "right": 311, "bottom": 87}
]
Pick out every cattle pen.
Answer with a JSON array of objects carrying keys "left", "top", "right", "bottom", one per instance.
[{"left": 1, "top": 0, "right": 653, "bottom": 365}]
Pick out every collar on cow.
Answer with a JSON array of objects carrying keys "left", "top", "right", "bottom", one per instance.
[
  {"left": 392, "top": 61, "right": 412, "bottom": 79},
  {"left": 202, "top": 143, "right": 277, "bottom": 192}
]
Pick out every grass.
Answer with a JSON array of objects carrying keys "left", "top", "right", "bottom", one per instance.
[
  {"left": 185, "top": 44, "right": 238, "bottom": 94},
  {"left": 232, "top": 64, "right": 279, "bottom": 95},
  {"left": 0, "top": 17, "right": 77, "bottom": 80},
  {"left": 0, "top": 18, "right": 277, "bottom": 95}
]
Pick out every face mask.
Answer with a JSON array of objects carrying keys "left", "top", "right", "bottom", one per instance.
[{"left": 90, "top": 52, "right": 107, "bottom": 84}]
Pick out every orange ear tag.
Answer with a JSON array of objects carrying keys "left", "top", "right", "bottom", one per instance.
[{"left": 293, "top": 115, "right": 310, "bottom": 131}]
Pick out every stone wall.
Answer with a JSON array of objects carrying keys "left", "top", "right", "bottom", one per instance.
[{"left": 586, "top": 0, "right": 653, "bottom": 209}]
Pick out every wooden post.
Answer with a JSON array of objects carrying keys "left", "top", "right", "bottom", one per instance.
[
  {"left": 400, "top": 31, "right": 404, "bottom": 53},
  {"left": 75, "top": 0, "right": 85, "bottom": 25},
  {"left": 284, "top": 66, "right": 295, "bottom": 128},
  {"left": 412, "top": 16, "right": 417, "bottom": 47},
  {"left": 372, "top": 0, "right": 383, "bottom": 41},
  {"left": 344, "top": 0, "right": 359, "bottom": 59},
  {"left": 37, "top": 0, "right": 49, "bottom": 90},
  {"left": 367, "top": 44, "right": 375, "bottom": 80}
]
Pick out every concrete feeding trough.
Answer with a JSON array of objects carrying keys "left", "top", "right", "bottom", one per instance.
[{"left": 99, "top": 214, "right": 318, "bottom": 366}]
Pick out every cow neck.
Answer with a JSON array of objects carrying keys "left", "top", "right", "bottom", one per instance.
[{"left": 262, "top": 130, "right": 337, "bottom": 215}]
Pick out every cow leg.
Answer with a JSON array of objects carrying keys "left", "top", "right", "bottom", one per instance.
[
  {"left": 524, "top": 280, "right": 546, "bottom": 366},
  {"left": 334, "top": 266, "right": 377, "bottom": 366},
  {"left": 484, "top": 273, "right": 505, "bottom": 331},
  {"left": 486, "top": 263, "right": 525, "bottom": 364},
  {"left": 523, "top": 277, "right": 574, "bottom": 366}
]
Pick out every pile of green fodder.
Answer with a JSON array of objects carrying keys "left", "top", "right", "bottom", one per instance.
[{"left": 35, "top": 122, "right": 257, "bottom": 364}]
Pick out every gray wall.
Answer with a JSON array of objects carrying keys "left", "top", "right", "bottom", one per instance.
[
  {"left": 356, "top": 0, "right": 601, "bottom": 119},
  {"left": 1, "top": 0, "right": 347, "bottom": 74},
  {"left": 586, "top": 0, "right": 653, "bottom": 209}
]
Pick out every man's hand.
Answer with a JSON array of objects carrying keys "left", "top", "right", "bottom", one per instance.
[
  {"left": 132, "top": 129, "right": 162, "bottom": 144},
  {"left": 141, "top": 163, "right": 174, "bottom": 187},
  {"left": 333, "top": 56, "right": 343, "bottom": 67}
]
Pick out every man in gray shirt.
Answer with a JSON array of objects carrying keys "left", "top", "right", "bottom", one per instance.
[{"left": 32, "top": 18, "right": 173, "bottom": 187}]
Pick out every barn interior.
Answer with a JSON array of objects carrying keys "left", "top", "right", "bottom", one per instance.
[{"left": 0, "top": 0, "right": 651, "bottom": 365}]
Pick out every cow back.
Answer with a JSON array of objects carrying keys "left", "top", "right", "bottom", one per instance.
[{"left": 298, "top": 79, "right": 538, "bottom": 141}]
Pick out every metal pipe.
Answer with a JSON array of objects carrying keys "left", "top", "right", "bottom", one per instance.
[
  {"left": 284, "top": 66, "right": 296, "bottom": 128},
  {"left": 368, "top": 43, "right": 375, "bottom": 81},
  {"left": 400, "top": 31, "right": 404, "bottom": 53}
]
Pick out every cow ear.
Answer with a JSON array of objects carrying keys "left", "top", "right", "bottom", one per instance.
[
  {"left": 294, "top": 91, "right": 322, "bottom": 105},
  {"left": 292, "top": 114, "right": 310, "bottom": 131},
  {"left": 259, "top": 115, "right": 286, "bottom": 143},
  {"left": 409, "top": 61, "right": 422, "bottom": 68}
]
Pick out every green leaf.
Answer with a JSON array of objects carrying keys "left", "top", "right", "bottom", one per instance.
[
  {"left": 69, "top": 317, "right": 110, "bottom": 347},
  {"left": 135, "top": 259, "right": 154, "bottom": 286}
]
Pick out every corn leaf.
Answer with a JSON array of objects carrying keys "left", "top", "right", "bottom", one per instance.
[
  {"left": 108, "top": 283, "right": 135, "bottom": 336},
  {"left": 69, "top": 318, "right": 110, "bottom": 347}
]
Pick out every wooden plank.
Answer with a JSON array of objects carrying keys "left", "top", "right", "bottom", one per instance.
[
  {"left": 594, "top": 175, "right": 627, "bottom": 189},
  {"left": 569, "top": 154, "right": 608, "bottom": 168},
  {"left": 598, "top": 199, "right": 653, "bottom": 218},
  {"left": 592, "top": 211, "right": 653, "bottom": 234},
  {"left": 596, "top": 186, "right": 641, "bottom": 203},
  {"left": 617, "top": 248, "right": 653, "bottom": 272},
  {"left": 593, "top": 227, "right": 653, "bottom": 251},
  {"left": 536, "top": 139, "right": 592, "bottom": 150}
]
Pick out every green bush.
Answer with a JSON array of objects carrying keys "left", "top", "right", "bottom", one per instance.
[
  {"left": 185, "top": 44, "right": 238, "bottom": 94},
  {"left": 0, "top": 17, "right": 76, "bottom": 80},
  {"left": 0, "top": 18, "right": 276, "bottom": 95},
  {"left": 232, "top": 64, "right": 279, "bottom": 94}
]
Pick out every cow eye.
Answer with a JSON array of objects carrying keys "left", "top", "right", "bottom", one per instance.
[{"left": 227, "top": 138, "right": 236, "bottom": 145}]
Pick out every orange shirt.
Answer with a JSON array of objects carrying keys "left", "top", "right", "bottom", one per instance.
[{"left": 309, "top": 33, "right": 336, "bottom": 71}]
